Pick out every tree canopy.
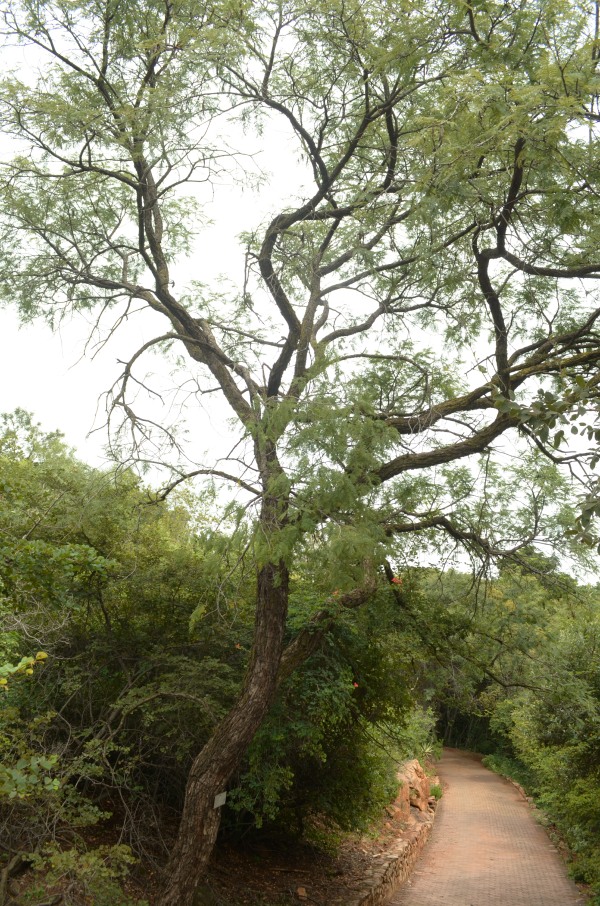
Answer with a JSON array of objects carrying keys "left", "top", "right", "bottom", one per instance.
[
  {"left": 2, "top": 0, "right": 600, "bottom": 543},
  {"left": 2, "top": 1, "right": 600, "bottom": 903}
]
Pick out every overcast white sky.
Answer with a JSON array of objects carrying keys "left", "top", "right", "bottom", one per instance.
[
  {"left": 1, "top": 310, "right": 116, "bottom": 462},
  {"left": 0, "top": 223, "right": 248, "bottom": 467}
]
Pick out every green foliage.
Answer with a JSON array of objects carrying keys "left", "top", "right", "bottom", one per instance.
[
  {"left": 26, "top": 844, "right": 147, "bottom": 906},
  {"left": 6, "top": 2, "right": 600, "bottom": 901},
  {"left": 481, "top": 754, "right": 537, "bottom": 794},
  {"left": 0, "top": 652, "right": 61, "bottom": 808},
  {"left": 494, "top": 599, "right": 600, "bottom": 897},
  {"left": 226, "top": 633, "right": 395, "bottom": 833},
  {"left": 0, "top": 412, "right": 442, "bottom": 872},
  {"left": 0, "top": 651, "right": 48, "bottom": 690},
  {"left": 391, "top": 706, "right": 442, "bottom": 763},
  {"left": 3, "top": 406, "right": 600, "bottom": 902},
  {"left": 0, "top": 413, "right": 249, "bottom": 890},
  {"left": 0, "top": 752, "right": 60, "bottom": 801},
  {"left": 227, "top": 585, "right": 438, "bottom": 837}
]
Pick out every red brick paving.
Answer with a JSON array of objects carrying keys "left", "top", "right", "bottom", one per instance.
[{"left": 390, "top": 748, "right": 584, "bottom": 906}]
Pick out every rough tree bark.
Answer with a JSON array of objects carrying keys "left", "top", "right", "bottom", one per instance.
[
  {"left": 159, "top": 563, "right": 289, "bottom": 906},
  {"left": 159, "top": 448, "right": 291, "bottom": 906}
]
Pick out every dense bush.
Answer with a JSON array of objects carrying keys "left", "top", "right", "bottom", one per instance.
[
  {"left": 0, "top": 412, "right": 440, "bottom": 900},
  {"left": 0, "top": 413, "right": 248, "bottom": 897},
  {"left": 5, "top": 410, "right": 600, "bottom": 903},
  {"left": 226, "top": 607, "right": 437, "bottom": 836},
  {"left": 491, "top": 599, "right": 600, "bottom": 900}
]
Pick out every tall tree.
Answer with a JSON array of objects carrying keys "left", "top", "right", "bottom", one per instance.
[{"left": 2, "top": 1, "right": 600, "bottom": 902}]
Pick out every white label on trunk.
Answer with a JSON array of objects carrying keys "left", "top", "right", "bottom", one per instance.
[{"left": 213, "top": 791, "right": 227, "bottom": 809}]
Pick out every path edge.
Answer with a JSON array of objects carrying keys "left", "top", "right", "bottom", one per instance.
[{"left": 348, "top": 803, "right": 437, "bottom": 906}]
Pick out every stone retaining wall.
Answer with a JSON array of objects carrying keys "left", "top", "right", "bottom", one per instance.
[{"left": 348, "top": 760, "right": 438, "bottom": 906}]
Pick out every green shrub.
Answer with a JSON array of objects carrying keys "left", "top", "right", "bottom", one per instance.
[
  {"left": 226, "top": 605, "right": 438, "bottom": 839},
  {"left": 429, "top": 783, "right": 443, "bottom": 800},
  {"left": 481, "top": 754, "right": 537, "bottom": 793},
  {"left": 25, "top": 844, "right": 147, "bottom": 906}
]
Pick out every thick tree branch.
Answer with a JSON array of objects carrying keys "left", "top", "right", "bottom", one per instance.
[
  {"left": 376, "top": 414, "right": 519, "bottom": 483},
  {"left": 276, "top": 567, "right": 378, "bottom": 685}
]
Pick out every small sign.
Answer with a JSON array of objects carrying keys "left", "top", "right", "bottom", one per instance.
[{"left": 213, "top": 791, "right": 227, "bottom": 809}]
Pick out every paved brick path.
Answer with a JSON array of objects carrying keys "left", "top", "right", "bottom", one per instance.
[{"left": 389, "top": 748, "right": 584, "bottom": 906}]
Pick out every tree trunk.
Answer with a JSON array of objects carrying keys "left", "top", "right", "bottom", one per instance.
[{"left": 157, "top": 557, "right": 289, "bottom": 906}]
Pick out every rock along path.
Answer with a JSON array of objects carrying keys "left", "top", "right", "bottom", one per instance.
[{"left": 389, "top": 747, "right": 584, "bottom": 906}]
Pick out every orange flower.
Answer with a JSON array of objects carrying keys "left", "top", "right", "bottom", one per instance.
[{"left": 391, "top": 576, "right": 402, "bottom": 585}]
